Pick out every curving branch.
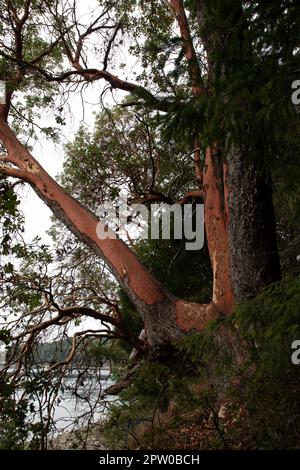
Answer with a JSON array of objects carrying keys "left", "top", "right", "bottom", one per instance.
[
  {"left": 103, "top": 23, "right": 123, "bottom": 71},
  {"left": 0, "top": 55, "right": 170, "bottom": 113}
]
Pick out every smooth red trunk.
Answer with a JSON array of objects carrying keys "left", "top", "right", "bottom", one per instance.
[{"left": 203, "top": 147, "right": 234, "bottom": 314}]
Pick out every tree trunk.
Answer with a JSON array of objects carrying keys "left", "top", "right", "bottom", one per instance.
[
  {"left": 0, "top": 0, "right": 281, "bottom": 349},
  {"left": 203, "top": 147, "right": 234, "bottom": 314},
  {"left": 227, "top": 146, "right": 281, "bottom": 300},
  {"left": 195, "top": 0, "right": 281, "bottom": 300}
]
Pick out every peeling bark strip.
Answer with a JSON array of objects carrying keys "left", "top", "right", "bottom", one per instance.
[
  {"left": 0, "top": 121, "right": 165, "bottom": 304},
  {"left": 203, "top": 148, "right": 234, "bottom": 314},
  {"left": 176, "top": 300, "right": 219, "bottom": 333}
]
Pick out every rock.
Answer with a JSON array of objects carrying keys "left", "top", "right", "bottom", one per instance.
[{"left": 218, "top": 405, "right": 227, "bottom": 419}]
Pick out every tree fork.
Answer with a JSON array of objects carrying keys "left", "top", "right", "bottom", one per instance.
[{"left": 0, "top": 116, "right": 221, "bottom": 346}]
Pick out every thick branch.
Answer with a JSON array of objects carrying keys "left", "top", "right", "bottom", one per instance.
[
  {"left": 102, "top": 369, "right": 137, "bottom": 397},
  {"left": 0, "top": 164, "right": 30, "bottom": 180},
  {"left": 0, "top": 118, "right": 169, "bottom": 309},
  {"left": 0, "top": 50, "right": 170, "bottom": 112},
  {"left": 103, "top": 23, "right": 122, "bottom": 71}
]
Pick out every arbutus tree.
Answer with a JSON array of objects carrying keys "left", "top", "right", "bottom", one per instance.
[{"left": 0, "top": 0, "right": 297, "bottom": 350}]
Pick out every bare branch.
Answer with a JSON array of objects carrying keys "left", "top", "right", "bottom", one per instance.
[{"left": 103, "top": 23, "right": 122, "bottom": 71}]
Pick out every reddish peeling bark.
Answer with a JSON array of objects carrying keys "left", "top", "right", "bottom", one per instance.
[
  {"left": 176, "top": 301, "right": 219, "bottom": 333},
  {"left": 0, "top": 0, "right": 281, "bottom": 351},
  {"left": 203, "top": 148, "right": 234, "bottom": 314}
]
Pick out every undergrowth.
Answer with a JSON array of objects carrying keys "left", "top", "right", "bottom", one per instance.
[{"left": 102, "top": 277, "right": 300, "bottom": 449}]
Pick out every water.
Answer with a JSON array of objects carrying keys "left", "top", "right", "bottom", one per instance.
[
  {"left": 16, "top": 368, "right": 115, "bottom": 433},
  {"left": 53, "top": 372, "right": 114, "bottom": 431}
]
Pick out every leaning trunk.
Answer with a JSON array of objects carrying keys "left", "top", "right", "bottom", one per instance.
[{"left": 0, "top": 117, "right": 220, "bottom": 347}]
